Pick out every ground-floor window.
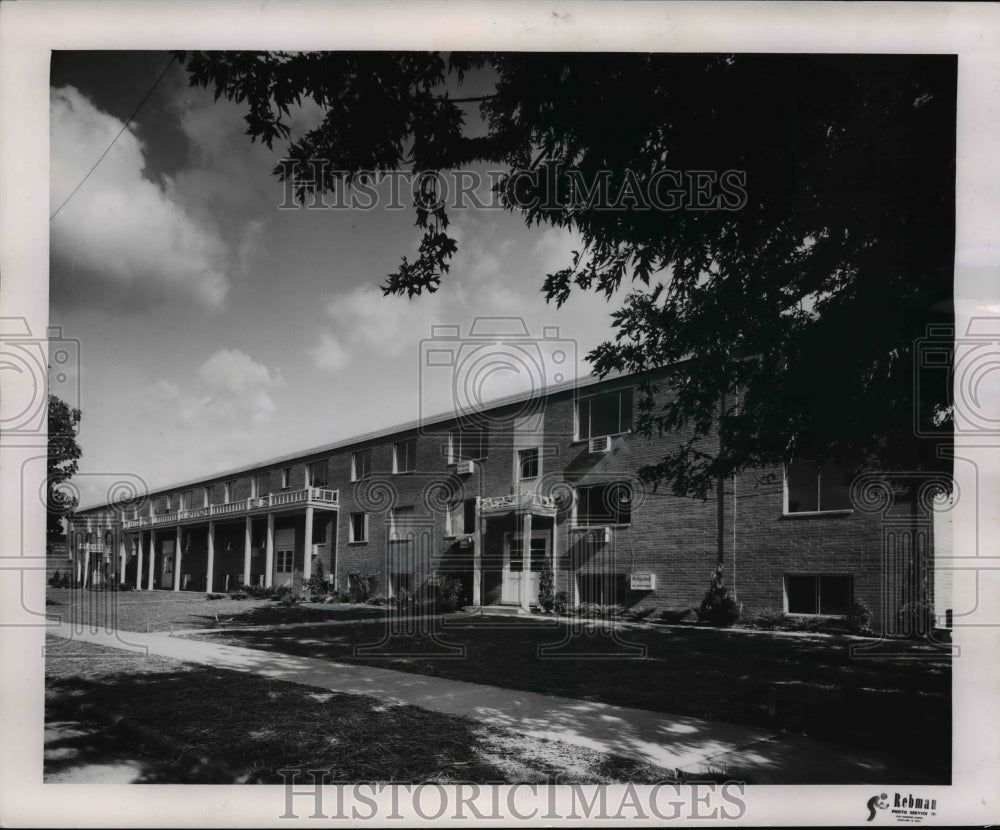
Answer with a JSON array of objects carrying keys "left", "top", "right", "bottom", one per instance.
[
  {"left": 349, "top": 512, "right": 368, "bottom": 543},
  {"left": 575, "top": 483, "right": 632, "bottom": 526},
  {"left": 577, "top": 572, "right": 627, "bottom": 605},
  {"left": 785, "top": 574, "right": 853, "bottom": 615},
  {"left": 276, "top": 549, "right": 295, "bottom": 574}
]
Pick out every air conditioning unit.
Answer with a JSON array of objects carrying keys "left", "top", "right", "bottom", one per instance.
[
  {"left": 588, "top": 526, "right": 612, "bottom": 544},
  {"left": 456, "top": 459, "right": 476, "bottom": 475},
  {"left": 588, "top": 435, "right": 612, "bottom": 454}
]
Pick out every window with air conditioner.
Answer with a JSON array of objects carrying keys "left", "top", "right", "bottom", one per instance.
[
  {"left": 574, "top": 482, "right": 632, "bottom": 526},
  {"left": 785, "top": 574, "right": 853, "bottom": 615},
  {"left": 577, "top": 389, "right": 632, "bottom": 441},
  {"left": 393, "top": 438, "right": 417, "bottom": 473},
  {"left": 785, "top": 461, "right": 853, "bottom": 514},
  {"left": 351, "top": 449, "right": 372, "bottom": 481},
  {"left": 449, "top": 427, "right": 489, "bottom": 463}
]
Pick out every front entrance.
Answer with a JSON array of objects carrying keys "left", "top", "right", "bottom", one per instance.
[
  {"left": 501, "top": 531, "right": 548, "bottom": 606},
  {"left": 161, "top": 550, "right": 175, "bottom": 590}
]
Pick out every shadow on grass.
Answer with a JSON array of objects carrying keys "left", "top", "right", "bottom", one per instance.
[{"left": 186, "top": 602, "right": 390, "bottom": 629}]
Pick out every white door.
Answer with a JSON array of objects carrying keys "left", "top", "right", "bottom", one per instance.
[
  {"left": 161, "top": 552, "right": 174, "bottom": 589},
  {"left": 274, "top": 548, "right": 294, "bottom": 588},
  {"left": 501, "top": 532, "right": 548, "bottom": 605}
]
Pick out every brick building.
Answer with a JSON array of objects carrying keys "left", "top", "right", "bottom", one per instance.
[{"left": 71, "top": 366, "right": 947, "bottom": 634}]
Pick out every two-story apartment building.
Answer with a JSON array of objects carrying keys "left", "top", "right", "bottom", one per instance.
[{"left": 69, "top": 366, "right": 947, "bottom": 634}]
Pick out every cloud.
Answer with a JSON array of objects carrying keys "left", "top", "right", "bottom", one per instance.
[
  {"left": 50, "top": 86, "right": 231, "bottom": 309},
  {"left": 197, "top": 348, "right": 283, "bottom": 424}
]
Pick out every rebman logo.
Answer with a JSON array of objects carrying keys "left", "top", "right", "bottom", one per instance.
[{"left": 866, "top": 792, "right": 938, "bottom": 823}]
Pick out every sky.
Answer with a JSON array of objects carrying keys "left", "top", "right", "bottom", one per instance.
[{"left": 49, "top": 52, "right": 628, "bottom": 507}]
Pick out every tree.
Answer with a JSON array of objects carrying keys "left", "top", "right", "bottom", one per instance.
[
  {"left": 48, "top": 394, "right": 82, "bottom": 542},
  {"left": 178, "top": 51, "right": 954, "bottom": 497}
]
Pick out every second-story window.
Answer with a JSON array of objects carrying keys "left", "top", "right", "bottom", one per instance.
[
  {"left": 393, "top": 438, "right": 416, "bottom": 474},
  {"left": 281, "top": 467, "right": 292, "bottom": 489},
  {"left": 308, "top": 460, "right": 328, "bottom": 488},
  {"left": 574, "top": 482, "right": 633, "bottom": 526},
  {"left": 203, "top": 486, "right": 212, "bottom": 507},
  {"left": 577, "top": 388, "right": 633, "bottom": 441},
  {"left": 449, "top": 427, "right": 489, "bottom": 463},
  {"left": 224, "top": 480, "right": 237, "bottom": 502},
  {"left": 182, "top": 490, "right": 193, "bottom": 510},
  {"left": 351, "top": 449, "right": 372, "bottom": 482},
  {"left": 518, "top": 447, "right": 539, "bottom": 481},
  {"left": 253, "top": 473, "right": 269, "bottom": 498},
  {"left": 785, "top": 461, "right": 853, "bottom": 514}
]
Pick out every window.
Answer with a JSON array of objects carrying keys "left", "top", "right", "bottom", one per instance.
[
  {"left": 349, "top": 512, "right": 368, "bottom": 543},
  {"left": 224, "top": 480, "right": 237, "bottom": 502},
  {"left": 182, "top": 490, "right": 193, "bottom": 510},
  {"left": 312, "top": 518, "right": 327, "bottom": 545},
  {"left": 389, "top": 506, "right": 415, "bottom": 541},
  {"left": 170, "top": 493, "right": 181, "bottom": 511},
  {"left": 281, "top": 467, "right": 292, "bottom": 489},
  {"left": 575, "top": 482, "right": 632, "bottom": 526},
  {"left": 785, "top": 461, "right": 853, "bottom": 514},
  {"left": 449, "top": 427, "right": 489, "bottom": 463},
  {"left": 308, "top": 460, "right": 328, "bottom": 488},
  {"left": 785, "top": 574, "right": 853, "bottom": 616},
  {"left": 446, "top": 499, "right": 477, "bottom": 537},
  {"left": 253, "top": 473, "right": 269, "bottom": 498},
  {"left": 351, "top": 449, "right": 372, "bottom": 482},
  {"left": 518, "top": 447, "right": 539, "bottom": 480},
  {"left": 203, "top": 486, "right": 212, "bottom": 507},
  {"left": 276, "top": 550, "right": 295, "bottom": 574},
  {"left": 393, "top": 438, "right": 416, "bottom": 473},
  {"left": 508, "top": 536, "right": 547, "bottom": 573},
  {"left": 577, "top": 389, "right": 632, "bottom": 441}
]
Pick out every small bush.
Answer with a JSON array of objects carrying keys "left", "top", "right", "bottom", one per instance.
[
  {"left": 659, "top": 607, "right": 695, "bottom": 624},
  {"left": 697, "top": 565, "right": 742, "bottom": 627},
  {"left": 574, "top": 602, "right": 625, "bottom": 619},
  {"left": 846, "top": 599, "right": 873, "bottom": 635},
  {"left": 751, "top": 608, "right": 787, "bottom": 630},
  {"left": 229, "top": 591, "right": 248, "bottom": 600},
  {"left": 621, "top": 606, "right": 656, "bottom": 622},
  {"left": 239, "top": 583, "right": 272, "bottom": 599},
  {"left": 206, "top": 592, "right": 225, "bottom": 600},
  {"left": 326, "top": 590, "right": 350, "bottom": 603},
  {"left": 553, "top": 591, "right": 569, "bottom": 615},
  {"left": 366, "top": 593, "right": 391, "bottom": 607},
  {"left": 348, "top": 573, "right": 377, "bottom": 604},
  {"left": 435, "top": 575, "right": 464, "bottom": 613},
  {"left": 537, "top": 567, "right": 555, "bottom": 612},
  {"left": 48, "top": 570, "right": 63, "bottom": 588}
]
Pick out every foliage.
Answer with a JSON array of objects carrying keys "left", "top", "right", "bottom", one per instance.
[
  {"left": 303, "top": 573, "right": 328, "bottom": 598},
  {"left": 620, "top": 606, "right": 656, "bottom": 622},
  {"left": 896, "top": 599, "right": 936, "bottom": 638},
  {"left": 572, "top": 603, "right": 625, "bottom": 619},
  {"left": 435, "top": 575, "right": 464, "bottom": 613},
  {"left": 537, "top": 566, "right": 555, "bottom": 612},
  {"left": 698, "top": 566, "right": 743, "bottom": 627},
  {"left": 47, "top": 395, "right": 82, "bottom": 541},
  {"left": 751, "top": 608, "right": 788, "bottom": 630},
  {"left": 239, "top": 583, "right": 273, "bottom": 599},
  {"left": 553, "top": 591, "right": 569, "bottom": 615},
  {"left": 229, "top": 591, "right": 249, "bottom": 600},
  {"left": 659, "top": 607, "right": 695, "bottom": 624},
  {"left": 178, "top": 51, "right": 955, "bottom": 497},
  {"left": 348, "top": 572, "right": 378, "bottom": 604},
  {"left": 846, "top": 599, "right": 874, "bottom": 635},
  {"left": 206, "top": 592, "right": 226, "bottom": 600},
  {"left": 48, "top": 570, "right": 70, "bottom": 589}
]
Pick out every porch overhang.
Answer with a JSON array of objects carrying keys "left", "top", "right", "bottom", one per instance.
[{"left": 478, "top": 492, "right": 557, "bottom": 518}]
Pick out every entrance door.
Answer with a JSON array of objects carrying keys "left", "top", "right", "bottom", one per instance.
[
  {"left": 501, "top": 531, "right": 548, "bottom": 606},
  {"left": 274, "top": 548, "right": 295, "bottom": 588},
  {"left": 161, "top": 552, "right": 174, "bottom": 589}
]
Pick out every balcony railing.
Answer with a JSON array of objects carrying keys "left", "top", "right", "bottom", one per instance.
[
  {"left": 478, "top": 491, "right": 557, "bottom": 515},
  {"left": 121, "top": 488, "right": 339, "bottom": 529}
]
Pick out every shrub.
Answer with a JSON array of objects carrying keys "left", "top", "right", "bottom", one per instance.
[
  {"left": 537, "top": 567, "right": 555, "bottom": 612},
  {"left": 366, "top": 593, "right": 391, "bottom": 606},
  {"left": 229, "top": 591, "right": 248, "bottom": 600},
  {"left": 326, "top": 590, "right": 350, "bottom": 603},
  {"left": 435, "top": 575, "right": 464, "bottom": 613},
  {"left": 846, "top": 599, "right": 873, "bottom": 635},
  {"left": 239, "top": 583, "right": 272, "bottom": 599},
  {"left": 553, "top": 591, "right": 569, "bottom": 615},
  {"left": 621, "top": 606, "right": 656, "bottom": 622},
  {"left": 206, "top": 592, "right": 225, "bottom": 600},
  {"left": 48, "top": 570, "right": 62, "bottom": 588},
  {"left": 659, "top": 607, "right": 695, "bottom": 624},
  {"left": 697, "top": 565, "right": 742, "bottom": 627},
  {"left": 348, "top": 572, "right": 377, "bottom": 604},
  {"left": 896, "top": 599, "right": 935, "bottom": 638},
  {"left": 303, "top": 573, "right": 327, "bottom": 598},
  {"left": 751, "top": 608, "right": 787, "bottom": 630}
]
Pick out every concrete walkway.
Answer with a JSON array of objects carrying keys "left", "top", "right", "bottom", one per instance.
[{"left": 46, "top": 621, "right": 933, "bottom": 784}]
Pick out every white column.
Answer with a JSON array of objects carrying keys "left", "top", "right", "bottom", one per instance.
[
  {"left": 148, "top": 530, "right": 157, "bottom": 590},
  {"left": 243, "top": 516, "right": 252, "bottom": 588},
  {"left": 473, "top": 499, "right": 482, "bottom": 607},
  {"left": 303, "top": 505, "right": 314, "bottom": 582},
  {"left": 136, "top": 533, "right": 145, "bottom": 590},
  {"left": 265, "top": 513, "right": 275, "bottom": 588},
  {"left": 173, "top": 525, "right": 183, "bottom": 591},
  {"left": 118, "top": 534, "right": 127, "bottom": 585},
  {"left": 81, "top": 550, "right": 90, "bottom": 589},
  {"left": 551, "top": 513, "right": 559, "bottom": 603},
  {"left": 521, "top": 511, "right": 533, "bottom": 612},
  {"left": 207, "top": 521, "right": 215, "bottom": 593}
]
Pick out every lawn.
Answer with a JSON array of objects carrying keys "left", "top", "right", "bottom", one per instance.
[
  {"left": 45, "top": 587, "right": 389, "bottom": 632},
  {"left": 45, "top": 637, "right": 683, "bottom": 784},
  {"left": 195, "top": 616, "right": 951, "bottom": 781}
]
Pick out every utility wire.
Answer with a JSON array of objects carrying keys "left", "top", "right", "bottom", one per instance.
[{"left": 50, "top": 54, "right": 178, "bottom": 221}]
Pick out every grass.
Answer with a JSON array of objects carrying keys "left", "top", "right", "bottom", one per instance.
[
  {"left": 45, "top": 587, "right": 389, "bottom": 632},
  {"left": 194, "top": 615, "right": 951, "bottom": 780},
  {"left": 45, "top": 637, "right": 686, "bottom": 784}
]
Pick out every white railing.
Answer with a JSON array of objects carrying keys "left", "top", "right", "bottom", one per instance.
[
  {"left": 479, "top": 491, "right": 557, "bottom": 513},
  {"left": 120, "top": 488, "right": 339, "bottom": 529}
]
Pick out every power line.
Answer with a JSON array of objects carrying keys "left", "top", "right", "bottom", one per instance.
[{"left": 50, "top": 54, "right": 178, "bottom": 221}]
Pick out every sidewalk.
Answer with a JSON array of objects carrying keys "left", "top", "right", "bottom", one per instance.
[{"left": 47, "top": 621, "right": 933, "bottom": 784}]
